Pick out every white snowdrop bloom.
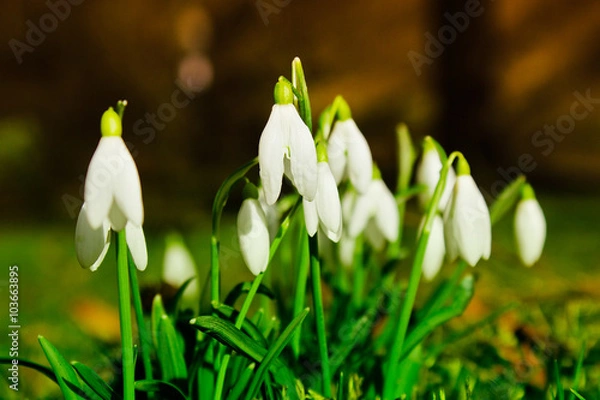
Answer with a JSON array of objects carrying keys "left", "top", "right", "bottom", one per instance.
[
  {"left": 327, "top": 118, "right": 373, "bottom": 194},
  {"left": 347, "top": 178, "right": 399, "bottom": 243},
  {"left": 303, "top": 162, "right": 343, "bottom": 242},
  {"left": 258, "top": 84, "right": 318, "bottom": 205},
  {"left": 338, "top": 232, "right": 356, "bottom": 268},
  {"left": 415, "top": 140, "right": 456, "bottom": 211},
  {"left": 76, "top": 108, "right": 147, "bottom": 271},
  {"left": 258, "top": 188, "right": 280, "bottom": 241},
  {"left": 514, "top": 194, "right": 546, "bottom": 267},
  {"left": 76, "top": 203, "right": 148, "bottom": 271},
  {"left": 444, "top": 174, "right": 491, "bottom": 267},
  {"left": 419, "top": 214, "right": 446, "bottom": 281},
  {"left": 163, "top": 233, "right": 199, "bottom": 304},
  {"left": 237, "top": 198, "right": 271, "bottom": 276}
]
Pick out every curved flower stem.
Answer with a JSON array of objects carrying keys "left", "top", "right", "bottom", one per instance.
[
  {"left": 382, "top": 151, "right": 463, "bottom": 400},
  {"left": 115, "top": 231, "right": 134, "bottom": 400},
  {"left": 309, "top": 234, "right": 332, "bottom": 397},
  {"left": 128, "top": 253, "right": 153, "bottom": 382},
  {"left": 210, "top": 158, "right": 259, "bottom": 306}
]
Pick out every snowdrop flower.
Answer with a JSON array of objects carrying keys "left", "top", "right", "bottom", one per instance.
[
  {"left": 303, "top": 143, "right": 343, "bottom": 242},
  {"left": 419, "top": 214, "right": 446, "bottom": 281},
  {"left": 346, "top": 168, "right": 399, "bottom": 243},
  {"left": 444, "top": 158, "right": 491, "bottom": 267},
  {"left": 237, "top": 194, "right": 271, "bottom": 276},
  {"left": 327, "top": 97, "right": 373, "bottom": 194},
  {"left": 415, "top": 137, "right": 456, "bottom": 211},
  {"left": 76, "top": 107, "right": 147, "bottom": 271},
  {"left": 258, "top": 81, "right": 317, "bottom": 205},
  {"left": 258, "top": 188, "right": 280, "bottom": 241},
  {"left": 163, "top": 233, "right": 199, "bottom": 305},
  {"left": 514, "top": 185, "right": 546, "bottom": 267}
]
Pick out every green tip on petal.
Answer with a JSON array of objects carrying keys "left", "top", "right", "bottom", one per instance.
[
  {"left": 521, "top": 183, "right": 536, "bottom": 200},
  {"left": 423, "top": 136, "right": 436, "bottom": 153},
  {"left": 334, "top": 96, "right": 352, "bottom": 121},
  {"left": 274, "top": 80, "right": 294, "bottom": 105},
  {"left": 100, "top": 107, "right": 122, "bottom": 137},
  {"left": 372, "top": 163, "right": 382, "bottom": 180},
  {"left": 456, "top": 155, "right": 471, "bottom": 176},
  {"left": 242, "top": 181, "right": 260, "bottom": 200}
]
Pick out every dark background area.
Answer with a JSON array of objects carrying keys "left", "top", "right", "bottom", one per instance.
[{"left": 1, "top": 0, "right": 600, "bottom": 228}]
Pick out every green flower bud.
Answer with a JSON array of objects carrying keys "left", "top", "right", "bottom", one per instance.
[
  {"left": 100, "top": 107, "right": 122, "bottom": 137},
  {"left": 456, "top": 155, "right": 471, "bottom": 176},
  {"left": 274, "top": 80, "right": 294, "bottom": 105}
]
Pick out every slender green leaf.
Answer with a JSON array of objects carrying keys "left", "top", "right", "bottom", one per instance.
[
  {"left": 489, "top": 175, "right": 526, "bottom": 224},
  {"left": 213, "top": 301, "right": 269, "bottom": 348},
  {"left": 72, "top": 361, "right": 115, "bottom": 400},
  {"left": 229, "top": 363, "right": 256, "bottom": 400},
  {"left": 400, "top": 275, "right": 474, "bottom": 361},
  {"left": 157, "top": 314, "right": 188, "bottom": 382},
  {"left": 135, "top": 379, "right": 188, "bottom": 399},
  {"left": 245, "top": 308, "right": 310, "bottom": 400},
  {"left": 569, "top": 389, "right": 587, "bottom": 400},
  {"left": 568, "top": 344, "right": 586, "bottom": 400},
  {"left": 224, "top": 281, "right": 275, "bottom": 307},
  {"left": 170, "top": 277, "right": 196, "bottom": 314},
  {"left": 38, "top": 336, "right": 85, "bottom": 400},
  {"left": 0, "top": 357, "right": 57, "bottom": 383},
  {"left": 555, "top": 360, "right": 565, "bottom": 400},
  {"left": 151, "top": 294, "right": 167, "bottom": 349}
]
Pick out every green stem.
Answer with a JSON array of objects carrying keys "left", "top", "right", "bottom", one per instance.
[
  {"left": 382, "top": 152, "right": 462, "bottom": 400},
  {"left": 309, "top": 234, "right": 331, "bottom": 397},
  {"left": 128, "top": 252, "right": 153, "bottom": 382},
  {"left": 417, "top": 260, "right": 468, "bottom": 321},
  {"left": 116, "top": 231, "right": 134, "bottom": 400},
  {"left": 210, "top": 158, "right": 259, "bottom": 305},
  {"left": 292, "top": 231, "right": 310, "bottom": 359}
]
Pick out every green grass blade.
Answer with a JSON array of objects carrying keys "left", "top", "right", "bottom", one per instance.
[
  {"left": 72, "top": 361, "right": 115, "bottom": 400},
  {"left": 212, "top": 303, "right": 269, "bottom": 347},
  {"left": 157, "top": 314, "right": 188, "bottom": 382},
  {"left": 223, "top": 281, "right": 275, "bottom": 307},
  {"left": 568, "top": 344, "right": 586, "bottom": 400},
  {"left": 151, "top": 294, "right": 167, "bottom": 349},
  {"left": 229, "top": 363, "right": 256, "bottom": 400},
  {"left": 0, "top": 357, "right": 57, "bottom": 383},
  {"left": 555, "top": 360, "right": 565, "bottom": 400},
  {"left": 38, "top": 336, "right": 85, "bottom": 400},
  {"left": 569, "top": 389, "right": 587, "bottom": 400},
  {"left": 135, "top": 379, "right": 188, "bottom": 399},
  {"left": 245, "top": 308, "right": 310, "bottom": 400}
]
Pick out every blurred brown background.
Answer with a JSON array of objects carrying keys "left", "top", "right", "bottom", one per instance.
[{"left": 1, "top": 0, "right": 600, "bottom": 227}]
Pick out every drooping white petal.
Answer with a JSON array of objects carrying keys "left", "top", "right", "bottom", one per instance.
[
  {"left": 287, "top": 111, "right": 318, "bottom": 201},
  {"left": 326, "top": 127, "right": 347, "bottom": 185},
  {"left": 125, "top": 223, "right": 148, "bottom": 271},
  {"left": 84, "top": 137, "right": 118, "bottom": 229},
  {"left": 514, "top": 198, "right": 546, "bottom": 267},
  {"left": 258, "top": 106, "right": 286, "bottom": 205},
  {"left": 344, "top": 120, "right": 373, "bottom": 194},
  {"left": 364, "top": 219, "right": 385, "bottom": 250},
  {"left": 163, "top": 234, "right": 199, "bottom": 302},
  {"left": 373, "top": 180, "right": 399, "bottom": 242},
  {"left": 348, "top": 187, "right": 374, "bottom": 237},
  {"left": 303, "top": 198, "right": 319, "bottom": 237},
  {"left": 315, "top": 162, "right": 342, "bottom": 242},
  {"left": 237, "top": 199, "right": 270, "bottom": 276},
  {"left": 112, "top": 138, "right": 144, "bottom": 226},
  {"left": 258, "top": 188, "right": 280, "bottom": 241},
  {"left": 75, "top": 204, "right": 110, "bottom": 271},
  {"left": 420, "top": 214, "right": 446, "bottom": 281},
  {"left": 444, "top": 175, "right": 491, "bottom": 266},
  {"left": 339, "top": 233, "right": 356, "bottom": 268},
  {"left": 416, "top": 149, "right": 456, "bottom": 211}
]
